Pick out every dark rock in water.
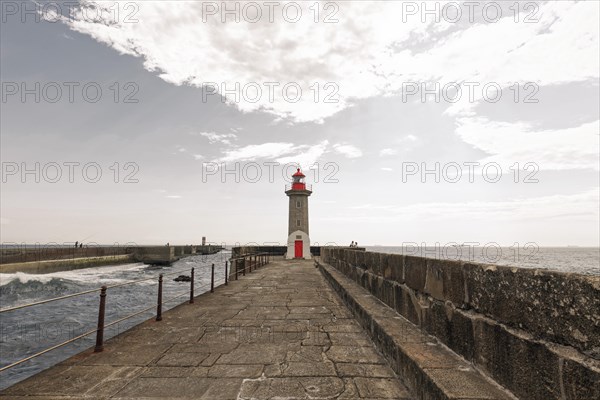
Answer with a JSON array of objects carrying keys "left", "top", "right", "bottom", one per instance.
[{"left": 173, "top": 275, "right": 191, "bottom": 282}]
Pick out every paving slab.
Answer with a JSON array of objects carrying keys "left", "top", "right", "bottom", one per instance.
[{"left": 1, "top": 259, "right": 413, "bottom": 399}]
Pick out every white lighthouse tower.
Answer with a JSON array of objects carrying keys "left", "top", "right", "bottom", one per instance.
[{"left": 285, "top": 168, "right": 312, "bottom": 259}]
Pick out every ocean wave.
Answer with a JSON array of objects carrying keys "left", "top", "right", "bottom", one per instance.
[{"left": 0, "top": 263, "right": 148, "bottom": 287}]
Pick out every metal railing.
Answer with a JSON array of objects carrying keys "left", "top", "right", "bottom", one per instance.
[
  {"left": 0, "top": 252, "right": 271, "bottom": 373},
  {"left": 284, "top": 184, "right": 312, "bottom": 192}
]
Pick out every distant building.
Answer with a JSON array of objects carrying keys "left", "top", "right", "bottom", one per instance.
[
  {"left": 285, "top": 168, "right": 312, "bottom": 259},
  {"left": 202, "top": 237, "right": 206, "bottom": 246}
]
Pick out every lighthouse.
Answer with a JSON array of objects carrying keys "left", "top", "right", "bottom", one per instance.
[{"left": 285, "top": 168, "right": 312, "bottom": 259}]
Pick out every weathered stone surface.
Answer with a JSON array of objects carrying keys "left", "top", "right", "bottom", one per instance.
[
  {"left": 264, "top": 361, "right": 337, "bottom": 377},
  {"left": 381, "top": 278, "right": 396, "bottom": 309},
  {"left": 562, "top": 358, "right": 600, "bottom": 400},
  {"left": 328, "top": 332, "right": 373, "bottom": 347},
  {"left": 2, "top": 366, "right": 142, "bottom": 397},
  {"left": 473, "top": 314, "right": 562, "bottom": 400},
  {"left": 83, "top": 343, "right": 172, "bottom": 366},
  {"left": 465, "top": 263, "right": 600, "bottom": 356},
  {"left": 380, "top": 253, "right": 392, "bottom": 279},
  {"left": 238, "top": 376, "right": 346, "bottom": 399},
  {"left": 422, "top": 300, "right": 475, "bottom": 361},
  {"left": 155, "top": 352, "right": 208, "bottom": 367},
  {"left": 326, "top": 345, "right": 382, "bottom": 363},
  {"left": 424, "top": 258, "right": 466, "bottom": 306},
  {"left": 112, "top": 377, "right": 212, "bottom": 398},
  {"left": 425, "top": 368, "right": 512, "bottom": 399},
  {"left": 353, "top": 377, "right": 412, "bottom": 398},
  {"left": 388, "top": 253, "right": 404, "bottom": 283},
  {"left": 404, "top": 255, "right": 427, "bottom": 292},
  {"left": 208, "top": 364, "right": 263, "bottom": 378},
  {"left": 336, "top": 363, "right": 396, "bottom": 378},
  {"left": 394, "top": 283, "right": 421, "bottom": 326},
  {"left": 139, "top": 366, "right": 193, "bottom": 378}
]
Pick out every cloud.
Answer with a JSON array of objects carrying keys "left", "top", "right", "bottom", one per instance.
[
  {"left": 61, "top": 1, "right": 598, "bottom": 123},
  {"left": 333, "top": 143, "right": 363, "bottom": 158},
  {"left": 218, "top": 142, "right": 296, "bottom": 162},
  {"left": 276, "top": 140, "right": 329, "bottom": 168},
  {"left": 455, "top": 118, "right": 600, "bottom": 170},
  {"left": 196, "top": 131, "right": 237, "bottom": 145},
  {"left": 380, "top": 148, "right": 398, "bottom": 156},
  {"left": 166, "top": 195, "right": 182, "bottom": 199},
  {"left": 342, "top": 188, "right": 600, "bottom": 222},
  {"left": 213, "top": 139, "right": 361, "bottom": 167}
]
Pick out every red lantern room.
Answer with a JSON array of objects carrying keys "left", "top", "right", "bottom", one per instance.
[{"left": 291, "top": 168, "right": 306, "bottom": 190}]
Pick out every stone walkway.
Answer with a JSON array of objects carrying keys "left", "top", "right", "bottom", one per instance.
[{"left": 2, "top": 259, "right": 413, "bottom": 399}]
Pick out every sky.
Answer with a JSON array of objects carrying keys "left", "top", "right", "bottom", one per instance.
[{"left": 1, "top": 0, "right": 599, "bottom": 247}]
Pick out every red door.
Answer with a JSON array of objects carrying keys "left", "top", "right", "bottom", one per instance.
[{"left": 294, "top": 241, "right": 303, "bottom": 258}]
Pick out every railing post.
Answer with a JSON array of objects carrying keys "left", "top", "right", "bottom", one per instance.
[
  {"left": 156, "top": 274, "right": 163, "bottom": 321},
  {"left": 189, "top": 268, "right": 195, "bottom": 304},
  {"left": 225, "top": 261, "right": 228, "bottom": 285},
  {"left": 211, "top": 263, "right": 215, "bottom": 293},
  {"left": 243, "top": 257, "right": 246, "bottom": 276},
  {"left": 235, "top": 259, "right": 239, "bottom": 280},
  {"left": 94, "top": 286, "right": 107, "bottom": 352}
]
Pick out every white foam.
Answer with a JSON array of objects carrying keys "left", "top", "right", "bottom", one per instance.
[{"left": 0, "top": 262, "right": 147, "bottom": 287}]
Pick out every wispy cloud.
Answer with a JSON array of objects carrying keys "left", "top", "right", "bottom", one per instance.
[
  {"left": 380, "top": 148, "right": 398, "bottom": 156},
  {"left": 218, "top": 142, "right": 296, "bottom": 162},
  {"left": 196, "top": 131, "right": 237, "bottom": 145},
  {"left": 333, "top": 143, "right": 363, "bottom": 158},
  {"left": 342, "top": 189, "right": 600, "bottom": 222},
  {"left": 456, "top": 118, "right": 600, "bottom": 170}
]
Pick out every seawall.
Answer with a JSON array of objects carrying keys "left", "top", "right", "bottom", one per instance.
[
  {"left": 320, "top": 247, "right": 600, "bottom": 400},
  {"left": 0, "top": 254, "right": 135, "bottom": 274},
  {"left": 0, "top": 245, "right": 224, "bottom": 274}
]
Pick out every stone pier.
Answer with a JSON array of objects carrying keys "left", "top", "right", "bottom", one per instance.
[{"left": 1, "top": 259, "right": 412, "bottom": 399}]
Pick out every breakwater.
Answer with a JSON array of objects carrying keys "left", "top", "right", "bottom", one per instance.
[
  {"left": 0, "top": 245, "right": 224, "bottom": 274},
  {"left": 320, "top": 247, "right": 599, "bottom": 400}
]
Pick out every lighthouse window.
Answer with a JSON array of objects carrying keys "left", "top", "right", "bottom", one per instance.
[
  {"left": 296, "top": 219, "right": 301, "bottom": 227},
  {"left": 296, "top": 200, "right": 301, "bottom": 208}
]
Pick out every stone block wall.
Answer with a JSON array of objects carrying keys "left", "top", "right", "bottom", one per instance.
[{"left": 320, "top": 247, "right": 600, "bottom": 400}]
